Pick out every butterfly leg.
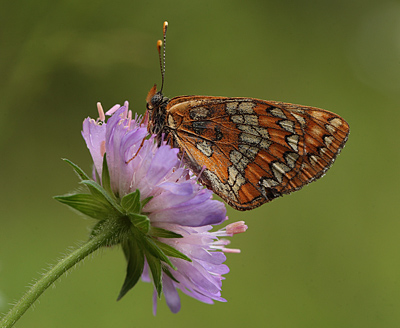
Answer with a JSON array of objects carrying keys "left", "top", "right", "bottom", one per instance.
[{"left": 126, "top": 136, "right": 146, "bottom": 164}]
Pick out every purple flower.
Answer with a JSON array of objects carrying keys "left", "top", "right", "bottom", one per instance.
[{"left": 81, "top": 101, "right": 248, "bottom": 314}]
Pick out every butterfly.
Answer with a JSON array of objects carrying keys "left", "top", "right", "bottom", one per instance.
[{"left": 145, "top": 22, "right": 350, "bottom": 211}]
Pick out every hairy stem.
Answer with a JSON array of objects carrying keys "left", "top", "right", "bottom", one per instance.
[{"left": 0, "top": 227, "right": 118, "bottom": 328}]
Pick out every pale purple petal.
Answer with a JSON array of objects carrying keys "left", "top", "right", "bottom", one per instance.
[
  {"left": 197, "top": 260, "right": 230, "bottom": 275},
  {"left": 186, "top": 248, "right": 227, "bottom": 265},
  {"left": 146, "top": 145, "right": 180, "bottom": 185},
  {"left": 117, "top": 127, "right": 148, "bottom": 196},
  {"left": 179, "top": 285, "right": 227, "bottom": 304},
  {"left": 175, "top": 260, "right": 222, "bottom": 294},
  {"left": 141, "top": 260, "right": 151, "bottom": 282},
  {"left": 82, "top": 118, "right": 106, "bottom": 177},
  {"left": 152, "top": 288, "right": 157, "bottom": 316},
  {"left": 105, "top": 106, "right": 130, "bottom": 193},
  {"left": 163, "top": 276, "right": 181, "bottom": 313},
  {"left": 144, "top": 182, "right": 196, "bottom": 212},
  {"left": 149, "top": 196, "right": 226, "bottom": 226}
]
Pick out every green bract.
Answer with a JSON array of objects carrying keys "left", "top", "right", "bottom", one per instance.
[{"left": 54, "top": 157, "right": 190, "bottom": 300}]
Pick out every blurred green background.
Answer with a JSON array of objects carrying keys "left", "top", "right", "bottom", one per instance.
[{"left": 1, "top": 0, "right": 399, "bottom": 327}]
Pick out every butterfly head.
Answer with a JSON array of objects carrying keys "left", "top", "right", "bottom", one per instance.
[
  {"left": 145, "top": 22, "right": 172, "bottom": 139},
  {"left": 145, "top": 84, "right": 170, "bottom": 138}
]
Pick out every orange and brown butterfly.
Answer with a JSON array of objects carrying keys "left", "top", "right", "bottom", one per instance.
[{"left": 145, "top": 21, "right": 350, "bottom": 211}]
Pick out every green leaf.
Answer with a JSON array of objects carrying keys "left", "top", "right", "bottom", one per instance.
[
  {"left": 121, "top": 190, "right": 141, "bottom": 213},
  {"left": 144, "top": 237, "right": 175, "bottom": 269},
  {"left": 154, "top": 239, "right": 192, "bottom": 262},
  {"left": 62, "top": 158, "right": 91, "bottom": 181},
  {"left": 81, "top": 180, "right": 123, "bottom": 213},
  {"left": 94, "top": 165, "right": 101, "bottom": 185},
  {"left": 101, "top": 154, "right": 114, "bottom": 200},
  {"left": 79, "top": 179, "right": 107, "bottom": 204},
  {"left": 145, "top": 252, "right": 162, "bottom": 297},
  {"left": 150, "top": 227, "right": 183, "bottom": 239},
  {"left": 129, "top": 214, "right": 150, "bottom": 234},
  {"left": 54, "top": 193, "right": 113, "bottom": 220},
  {"left": 118, "top": 239, "right": 145, "bottom": 300}
]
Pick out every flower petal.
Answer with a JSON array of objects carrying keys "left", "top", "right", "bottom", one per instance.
[
  {"left": 144, "top": 182, "right": 196, "bottom": 212},
  {"left": 152, "top": 288, "right": 158, "bottom": 316},
  {"left": 150, "top": 195, "right": 226, "bottom": 227},
  {"left": 163, "top": 276, "right": 181, "bottom": 313},
  {"left": 146, "top": 145, "right": 180, "bottom": 186},
  {"left": 82, "top": 118, "right": 106, "bottom": 177}
]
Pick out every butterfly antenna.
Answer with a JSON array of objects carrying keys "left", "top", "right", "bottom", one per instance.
[{"left": 157, "top": 21, "right": 168, "bottom": 93}]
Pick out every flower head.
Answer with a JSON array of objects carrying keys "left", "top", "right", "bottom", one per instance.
[{"left": 64, "top": 101, "right": 247, "bottom": 313}]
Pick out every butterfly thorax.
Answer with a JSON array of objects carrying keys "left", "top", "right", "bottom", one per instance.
[{"left": 146, "top": 90, "right": 171, "bottom": 144}]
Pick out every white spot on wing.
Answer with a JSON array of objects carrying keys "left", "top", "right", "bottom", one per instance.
[
  {"left": 244, "top": 115, "right": 258, "bottom": 125},
  {"left": 196, "top": 140, "right": 213, "bottom": 157},
  {"left": 229, "top": 166, "right": 246, "bottom": 196},
  {"left": 230, "top": 150, "right": 250, "bottom": 172},
  {"left": 286, "top": 134, "right": 300, "bottom": 152},
  {"left": 260, "top": 178, "right": 279, "bottom": 188},
  {"left": 292, "top": 113, "right": 306, "bottom": 126},
  {"left": 167, "top": 115, "right": 177, "bottom": 129},
  {"left": 324, "top": 135, "right": 334, "bottom": 147},
  {"left": 226, "top": 102, "right": 238, "bottom": 114},
  {"left": 190, "top": 106, "right": 210, "bottom": 120},
  {"left": 240, "top": 132, "right": 260, "bottom": 145},
  {"left": 260, "top": 139, "right": 272, "bottom": 150},
  {"left": 278, "top": 120, "right": 296, "bottom": 133},
  {"left": 271, "top": 162, "right": 291, "bottom": 183},
  {"left": 203, "top": 170, "right": 237, "bottom": 201},
  {"left": 284, "top": 152, "right": 299, "bottom": 168},
  {"left": 319, "top": 147, "right": 328, "bottom": 155},
  {"left": 330, "top": 117, "right": 343, "bottom": 128},
  {"left": 226, "top": 101, "right": 255, "bottom": 115},
  {"left": 238, "top": 144, "right": 259, "bottom": 160},
  {"left": 309, "top": 155, "right": 319, "bottom": 166},
  {"left": 325, "top": 124, "right": 336, "bottom": 134},
  {"left": 270, "top": 107, "right": 287, "bottom": 119},
  {"left": 238, "top": 102, "right": 255, "bottom": 114},
  {"left": 238, "top": 125, "right": 269, "bottom": 139},
  {"left": 231, "top": 115, "right": 244, "bottom": 124},
  {"left": 203, "top": 167, "right": 245, "bottom": 200}
]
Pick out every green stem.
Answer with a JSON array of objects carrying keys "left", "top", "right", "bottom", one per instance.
[{"left": 0, "top": 227, "right": 118, "bottom": 328}]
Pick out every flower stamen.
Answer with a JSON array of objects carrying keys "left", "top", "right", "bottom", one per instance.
[
  {"left": 222, "top": 247, "right": 241, "bottom": 254},
  {"left": 97, "top": 102, "right": 105, "bottom": 122},
  {"left": 225, "top": 221, "right": 248, "bottom": 235},
  {"left": 196, "top": 165, "right": 207, "bottom": 182},
  {"left": 105, "top": 104, "right": 121, "bottom": 116},
  {"left": 127, "top": 110, "right": 132, "bottom": 127}
]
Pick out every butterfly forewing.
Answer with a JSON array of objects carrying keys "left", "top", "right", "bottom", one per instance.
[{"left": 162, "top": 96, "right": 349, "bottom": 210}]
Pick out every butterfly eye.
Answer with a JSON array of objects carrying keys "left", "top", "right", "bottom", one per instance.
[{"left": 151, "top": 92, "right": 163, "bottom": 107}]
